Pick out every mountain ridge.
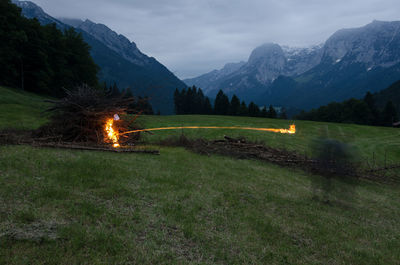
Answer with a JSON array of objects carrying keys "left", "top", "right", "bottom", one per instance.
[
  {"left": 13, "top": 0, "right": 186, "bottom": 114},
  {"left": 62, "top": 18, "right": 151, "bottom": 66},
  {"left": 186, "top": 20, "right": 400, "bottom": 111},
  {"left": 184, "top": 42, "right": 323, "bottom": 101}
]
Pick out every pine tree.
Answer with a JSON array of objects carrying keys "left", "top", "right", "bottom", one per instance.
[
  {"left": 260, "top": 106, "right": 267, "bottom": 117},
  {"left": 137, "top": 96, "right": 154, "bottom": 115},
  {"left": 103, "top": 81, "right": 108, "bottom": 93},
  {"left": 214, "top": 90, "right": 229, "bottom": 115},
  {"left": 63, "top": 27, "right": 98, "bottom": 89},
  {"left": 0, "top": 0, "right": 28, "bottom": 89},
  {"left": 111, "top": 82, "right": 120, "bottom": 97},
  {"left": 382, "top": 101, "right": 398, "bottom": 126},
  {"left": 180, "top": 88, "right": 187, "bottom": 114},
  {"left": 248, "top": 102, "right": 260, "bottom": 117},
  {"left": 363, "top": 91, "right": 379, "bottom": 125},
  {"left": 173, "top": 88, "right": 183, "bottom": 114},
  {"left": 195, "top": 87, "right": 205, "bottom": 114},
  {"left": 122, "top": 87, "right": 133, "bottom": 98},
  {"left": 268, "top": 105, "right": 277, "bottom": 118},
  {"left": 229, "top": 94, "right": 241, "bottom": 116},
  {"left": 185, "top": 87, "right": 194, "bottom": 114},
  {"left": 239, "top": 101, "right": 248, "bottom": 116},
  {"left": 203, "top": 97, "right": 213, "bottom": 115},
  {"left": 279, "top": 107, "right": 287, "bottom": 119}
]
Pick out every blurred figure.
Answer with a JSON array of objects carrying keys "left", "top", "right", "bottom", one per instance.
[{"left": 309, "top": 136, "right": 359, "bottom": 204}]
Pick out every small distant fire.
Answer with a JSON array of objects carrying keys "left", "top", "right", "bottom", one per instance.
[{"left": 283, "top": 124, "right": 296, "bottom": 134}]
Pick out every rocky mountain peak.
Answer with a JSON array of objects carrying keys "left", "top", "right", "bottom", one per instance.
[
  {"left": 282, "top": 44, "right": 323, "bottom": 75},
  {"left": 12, "top": 0, "right": 42, "bottom": 12},
  {"left": 185, "top": 42, "right": 323, "bottom": 97},
  {"left": 66, "top": 19, "right": 150, "bottom": 66},
  {"left": 248, "top": 43, "right": 285, "bottom": 65},
  {"left": 12, "top": 0, "right": 66, "bottom": 28},
  {"left": 246, "top": 43, "right": 286, "bottom": 84},
  {"left": 78, "top": 19, "right": 137, "bottom": 50},
  {"left": 322, "top": 20, "right": 400, "bottom": 67}
]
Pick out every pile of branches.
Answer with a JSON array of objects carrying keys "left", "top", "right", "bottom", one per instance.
[
  {"left": 160, "top": 135, "right": 309, "bottom": 167},
  {"left": 160, "top": 135, "right": 399, "bottom": 184},
  {"left": 36, "top": 84, "right": 142, "bottom": 145}
]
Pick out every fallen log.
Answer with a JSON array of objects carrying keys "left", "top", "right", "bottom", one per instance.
[
  {"left": 223, "top": 135, "right": 246, "bottom": 143},
  {"left": 31, "top": 143, "right": 160, "bottom": 154}
]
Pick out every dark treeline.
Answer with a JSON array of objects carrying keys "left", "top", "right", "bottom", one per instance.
[
  {"left": 104, "top": 82, "right": 154, "bottom": 115},
  {"left": 173, "top": 86, "right": 212, "bottom": 115},
  {"left": 295, "top": 92, "right": 398, "bottom": 127},
  {"left": 174, "top": 87, "right": 285, "bottom": 118},
  {"left": 0, "top": 0, "right": 98, "bottom": 97}
]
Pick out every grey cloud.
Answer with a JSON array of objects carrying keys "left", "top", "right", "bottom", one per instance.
[{"left": 29, "top": 0, "right": 400, "bottom": 78}]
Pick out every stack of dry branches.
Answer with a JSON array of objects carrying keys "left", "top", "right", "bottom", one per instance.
[{"left": 36, "top": 85, "right": 142, "bottom": 145}]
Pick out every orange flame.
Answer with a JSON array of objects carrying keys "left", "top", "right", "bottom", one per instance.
[
  {"left": 105, "top": 118, "right": 120, "bottom": 147},
  {"left": 121, "top": 124, "right": 296, "bottom": 135}
]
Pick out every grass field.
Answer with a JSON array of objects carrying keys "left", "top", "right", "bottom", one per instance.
[
  {"left": 0, "top": 87, "right": 50, "bottom": 130},
  {"left": 1, "top": 86, "right": 400, "bottom": 264},
  {"left": 137, "top": 115, "right": 400, "bottom": 164}
]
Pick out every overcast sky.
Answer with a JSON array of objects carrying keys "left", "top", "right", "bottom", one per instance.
[{"left": 29, "top": 0, "right": 400, "bottom": 79}]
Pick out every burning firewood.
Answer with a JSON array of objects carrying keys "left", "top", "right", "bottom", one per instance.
[{"left": 36, "top": 84, "right": 142, "bottom": 147}]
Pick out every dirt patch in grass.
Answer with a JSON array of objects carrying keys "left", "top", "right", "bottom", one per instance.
[
  {"left": 0, "top": 220, "right": 64, "bottom": 243},
  {"left": 160, "top": 135, "right": 341, "bottom": 170},
  {"left": 159, "top": 135, "right": 400, "bottom": 184},
  {"left": 0, "top": 129, "right": 32, "bottom": 146}
]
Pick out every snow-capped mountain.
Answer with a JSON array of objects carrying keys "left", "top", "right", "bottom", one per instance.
[
  {"left": 186, "top": 21, "right": 400, "bottom": 110},
  {"left": 184, "top": 42, "right": 323, "bottom": 101}
]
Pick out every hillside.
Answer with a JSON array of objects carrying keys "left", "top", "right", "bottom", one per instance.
[
  {"left": 13, "top": 0, "right": 186, "bottom": 114},
  {"left": 1, "top": 86, "right": 400, "bottom": 264},
  {"left": 0, "top": 86, "right": 50, "bottom": 129},
  {"left": 293, "top": 79, "right": 400, "bottom": 126},
  {"left": 1, "top": 0, "right": 98, "bottom": 98},
  {"left": 375, "top": 80, "right": 400, "bottom": 116}
]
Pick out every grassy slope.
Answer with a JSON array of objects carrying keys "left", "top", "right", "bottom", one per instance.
[
  {"left": 1, "top": 86, "right": 399, "bottom": 264},
  {"left": 0, "top": 86, "right": 50, "bottom": 130}
]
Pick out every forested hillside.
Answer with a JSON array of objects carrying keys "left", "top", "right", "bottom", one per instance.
[
  {"left": 375, "top": 80, "right": 400, "bottom": 116},
  {"left": 295, "top": 81, "right": 400, "bottom": 126},
  {"left": 13, "top": 0, "right": 187, "bottom": 114},
  {"left": 0, "top": 0, "right": 98, "bottom": 97}
]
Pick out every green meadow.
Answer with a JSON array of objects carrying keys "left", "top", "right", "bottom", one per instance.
[
  {"left": 1, "top": 86, "right": 399, "bottom": 264},
  {"left": 138, "top": 114, "right": 400, "bottom": 164}
]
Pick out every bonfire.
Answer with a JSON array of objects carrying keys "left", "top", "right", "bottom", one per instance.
[{"left": 36, "top": 84, "right": 142, "bottom": 148}]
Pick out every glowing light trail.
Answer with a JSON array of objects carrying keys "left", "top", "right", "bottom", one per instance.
[{"left": 121, "top": 124, "right": 296, "bottom": 135}]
